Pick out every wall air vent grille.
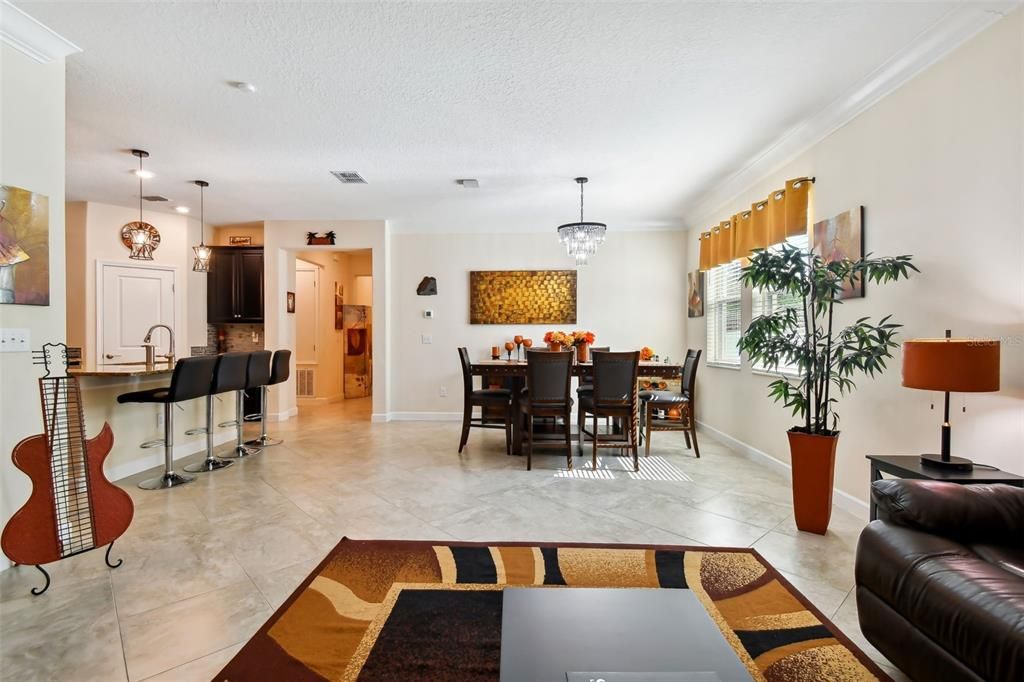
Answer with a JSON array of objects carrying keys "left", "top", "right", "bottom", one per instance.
[
  {"left": 142, "top": 195, "right": 169, "bottom": 202},
  {"left": 330, "top": 171, "right": 367, "bottom": 184},
  {"left": 296, "top": 368, "right": 315, "bottom": 398}
]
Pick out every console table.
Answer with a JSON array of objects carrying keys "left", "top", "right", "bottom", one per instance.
[{"left": 866, "top": 454, "right": 1024, "bottom": 521}]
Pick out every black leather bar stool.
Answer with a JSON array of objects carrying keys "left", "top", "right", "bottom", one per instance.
[
  {"left": 183, "top": 353, "right": 248, "bottom": 473},
  {"left": 246, "top": 349, "right": 290, "bottom": 448},
  {"left": 117, "top": 356, "right": 218, "bottom": 490},
  {"left": 219, "top": 350, "right": 266, "bottom": 458}
]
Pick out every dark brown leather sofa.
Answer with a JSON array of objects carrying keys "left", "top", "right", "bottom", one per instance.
[{"left": 856, "top": 479, "right": 1024, "bottom": 681}]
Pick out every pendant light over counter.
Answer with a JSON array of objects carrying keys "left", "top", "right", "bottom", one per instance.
[
  {"left": 557, "top": 177, "right": 606, "bottom": 266},
  {"left": 121, "top": 149, "right": 161, "bottom": 260},
  {"left": 191, "top": 180, "right": 212, "bottom": 272}
]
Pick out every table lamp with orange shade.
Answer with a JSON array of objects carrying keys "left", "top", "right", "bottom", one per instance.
[{"left": 901, "top": 329, "right": 1000, "bottom": 471}]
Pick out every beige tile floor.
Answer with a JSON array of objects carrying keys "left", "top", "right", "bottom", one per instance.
[{"left": 0, "top": 399, "right": 905, "bottom": 681}]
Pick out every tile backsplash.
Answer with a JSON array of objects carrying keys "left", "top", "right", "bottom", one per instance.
[{"left": 205, "top": 323, "right": 265, "bottom": 353}]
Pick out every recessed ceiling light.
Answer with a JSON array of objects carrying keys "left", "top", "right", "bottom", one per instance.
[
  {"left": 175, "top": 206, "right": 190, "bottom": 214},
  {"left": 231, "top": 81, "right": 257, "bottom": 93},
  {"left": 456, "top": 179, "right": 479, "bottom": 188},
  {"left": 134, "top": 169, "right": 154, "bottom": 179}
]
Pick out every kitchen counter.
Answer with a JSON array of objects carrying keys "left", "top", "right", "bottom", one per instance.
[{"left": 69, "top": 361, "right": 175, "bottom": 377}]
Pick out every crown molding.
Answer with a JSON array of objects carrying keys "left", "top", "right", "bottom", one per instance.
[
  {"left": 683, "top": 2, "right": 1018, "bottom": 225},
  {"left": 0, "top": 0, "right": 81, "bottom": 64}
]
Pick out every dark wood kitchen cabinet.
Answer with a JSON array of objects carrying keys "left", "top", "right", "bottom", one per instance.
[{"left": 207, "top": 247, "right": 264, "bottom": 323}]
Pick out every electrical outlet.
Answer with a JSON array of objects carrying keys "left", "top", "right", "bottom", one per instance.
[
  {"left": 439, "top": 385, "right": 447, "bottom": 397},
  {"left": 0, "top": 328, "right": 30, "bottom": 352},
  {"left": 421, "top": 334, "right": 433, "bottom": 344},
  {"left": 423, "top": 309, "right": 434, "bottom": 319}
]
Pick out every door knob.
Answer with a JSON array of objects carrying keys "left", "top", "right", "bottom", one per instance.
[{"left": 105, "top": 353, "right": 121, "bottom": 359}]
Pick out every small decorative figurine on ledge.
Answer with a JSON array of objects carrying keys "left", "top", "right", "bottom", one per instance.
[{"left": 305, "top": 231, "right": 337, "bottom": 245}]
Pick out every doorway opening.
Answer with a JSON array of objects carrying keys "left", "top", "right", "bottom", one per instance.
[{"left": 292, "top": 249, "right": 373, "bottom": 420}]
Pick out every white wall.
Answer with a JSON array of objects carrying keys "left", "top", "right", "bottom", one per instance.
[
  {"left": 263, "top": 220, "right": 389, "bottom": 419},
  {"left": 390, "top": 230, "right": 687, "bottom": 416},
  {"left": 685, "top": 11, "right": 1024, "bottom": 505},
  {"left": 0, "top": 44, "right": 67, "bottom": 569}
]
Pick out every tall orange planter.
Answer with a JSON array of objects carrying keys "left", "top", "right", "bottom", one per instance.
[{"left": 787, "top": 430, "right": 838, "bottom": 535}]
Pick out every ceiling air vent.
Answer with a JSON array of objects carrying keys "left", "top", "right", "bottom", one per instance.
[
  {"left": 330, "top": 171, "right": 367, "bottom": 184},
  {"left": 142, "top": 195, "right": 169, "bottom": 202}
]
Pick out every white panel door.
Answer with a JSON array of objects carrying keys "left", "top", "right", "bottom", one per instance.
[
  {"left": 100, "top": 263, "right": 175, "bottom": 363},
  {"left": 295, "top": 265, "right": 319, "bottom": 365}
]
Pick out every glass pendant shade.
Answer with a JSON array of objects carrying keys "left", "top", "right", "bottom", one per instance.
[
  {"left": 556, "top": 177, "right": 606, "bottom": 266},
  {"left": 191, "top": 180, "right": 211, "bottom": 272},
  {"left": 128, "top": 149, "right": 155, "bottom": 260},
  {"left": 192, "top": 243, "right": 212, "bottom": 272}
]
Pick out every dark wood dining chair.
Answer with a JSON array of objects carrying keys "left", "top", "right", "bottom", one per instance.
[
  {"left": 576, "top": 346, "right": 610, "bottom": 428},
  {"left": 641, "top": 348, "right": 701, "bottom": 457},
  {"left": 579, "top": 351, "right": 640, "bottom": 471},
  {"left": 520, "top": 349, "right": 574, "bottom": 470},
  {"left": 458, "top": 348, "right": 513, "bottom": 454}
]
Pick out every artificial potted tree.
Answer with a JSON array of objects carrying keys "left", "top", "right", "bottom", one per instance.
[{"left": 738, "top": 243, "right": 917, "bottom": 534}]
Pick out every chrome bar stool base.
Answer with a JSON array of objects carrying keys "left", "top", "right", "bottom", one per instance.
[
  {"left": 183, "top": 457, "right": 233, "bottom": 473},
  {"left": 245, "top": 435, "right": 282, "bottom": 448},
  {"left": 183, "top": 395, "right": 234, "bottom": 473},
  {"left": 138, "top": 471, "right": 194, "bottom": 490}
]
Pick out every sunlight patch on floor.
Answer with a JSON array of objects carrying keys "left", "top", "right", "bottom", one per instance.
[{"left": 553, "top": 455, "right": 692, "bottom": 482}]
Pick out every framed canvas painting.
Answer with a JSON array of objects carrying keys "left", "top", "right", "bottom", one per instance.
[
  {"left": 687, "top": 270, "right": 704, "bottom": 318},
  {"left": 812, "top": 206, "right": 865, "bottom": 299},
  {"left": 0, "top": 184, "right": 49, "bottom": 306}
]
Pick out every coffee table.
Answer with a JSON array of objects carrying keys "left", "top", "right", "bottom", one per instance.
[{"left": 499, "top": 588, "right": 752, "bottom": 682}]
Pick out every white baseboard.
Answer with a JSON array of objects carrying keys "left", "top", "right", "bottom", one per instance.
[
  {"left": 104, "top": 431, "right": 237, "bottom": 483},
  {"left": 269, "top": 407, "right": 298, "bottom": 422},
  {"left": 371, "top": 412, "right": 391, "bottom": 423},
  {"left": 696, "top": 420, "right": 869, "bottom": 516}
]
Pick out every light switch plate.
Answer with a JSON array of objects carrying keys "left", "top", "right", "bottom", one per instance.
[
  {"left": 0, "top": 328, "right": 30, "bottom": 352},
  {"left": 423, "top": 309, "right": 434, "bottom": 318},
  {"left": 421, "top": 334, "right": 433, "bottom": 345}
]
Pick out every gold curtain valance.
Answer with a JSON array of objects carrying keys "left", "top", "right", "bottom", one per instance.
[{"left": 699, "top": 176, "right": 813, "bottom": 271}]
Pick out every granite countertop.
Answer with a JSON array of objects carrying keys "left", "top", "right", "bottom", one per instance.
[{"left": 69, "top": 361, "right": 175, "bottom": 377}]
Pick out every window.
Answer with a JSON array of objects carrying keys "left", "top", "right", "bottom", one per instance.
[
  {"left": 705, "top": 260, "right": 742, "bottom": 367},
  {"left": 751, "top": 234, "right": 809, "bottom": 374}
]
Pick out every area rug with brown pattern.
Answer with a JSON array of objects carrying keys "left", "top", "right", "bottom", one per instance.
[{"left": 216, "top": 538, "right": 889, "bottom": 681}]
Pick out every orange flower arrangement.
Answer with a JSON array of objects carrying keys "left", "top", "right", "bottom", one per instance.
[
  {"left": 570, "top": 330, "right": 596, "bottom": 346},
  {"left": 543, "top": 331, "right": 572, "bottom": 346},
  {"left": 640, "top": 346, "right": 656, "bottom": 361}
]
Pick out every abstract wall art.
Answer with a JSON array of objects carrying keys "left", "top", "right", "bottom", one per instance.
[
  {"left": 812, "top": 206, "right": 865, "bottom": 299},
  {"left": 343, "top": 304, "right": 372, "bottom": 398},
  {"left": 0, "top": 184, "right": 49, "bottom": 306},
  {"left": 687, "top": 270, "right": 704, "bottom": 318},
  {"left": 469, "top": 270, "right": 577, "bottom": 325}
]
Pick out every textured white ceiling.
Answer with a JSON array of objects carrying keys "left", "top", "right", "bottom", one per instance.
[{"left": 11, "top": 1, "right": 1001, "bottom": 231}]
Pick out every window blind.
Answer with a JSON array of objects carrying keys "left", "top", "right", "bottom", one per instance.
[
  {"left": 705, "top": 260, "right": 742, "bottom": 366},
  {"left": 751, "top": 234, "right": 809, "bottom": 374}
]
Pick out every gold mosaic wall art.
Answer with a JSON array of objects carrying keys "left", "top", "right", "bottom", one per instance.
[{"left": 470, "top": 270, "right": 577, "bottom": 325}]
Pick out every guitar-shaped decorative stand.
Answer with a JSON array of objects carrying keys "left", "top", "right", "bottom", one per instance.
[{"left": 1, "top": 344, "right": 134, "bottom": 595}]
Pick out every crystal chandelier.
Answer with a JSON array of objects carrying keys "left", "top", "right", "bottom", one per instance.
[
  {"left": 191, "top": 180, "right": 212, "bottom": 272},
  {"left": 557, "top": 177, "right": 606, "bottom": 266}
]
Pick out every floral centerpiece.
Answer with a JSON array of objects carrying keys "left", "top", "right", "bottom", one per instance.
[
  {"left": 640, "top": 346, "right": 655, "bottom": 361},
  {"left": 543, "top": 331, "right": 572, "bottom": 351},
  {"left": 571, "top": 330, "right": 596, "bottom": 362}
]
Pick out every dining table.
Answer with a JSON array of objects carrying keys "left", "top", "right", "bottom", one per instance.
[{"left": 469, "top": 358, "right": 683, "bottom": 457}]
